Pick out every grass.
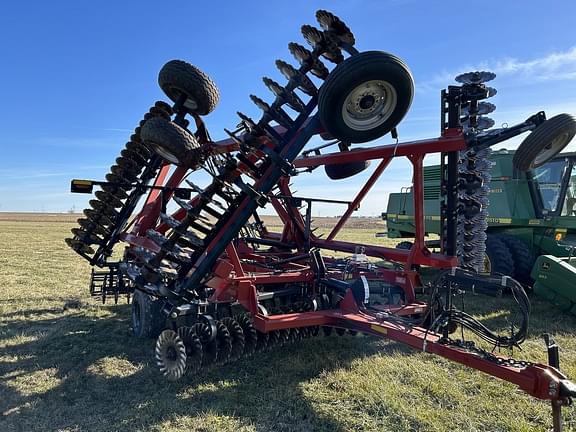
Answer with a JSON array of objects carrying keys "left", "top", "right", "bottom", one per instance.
[{"left": 0, "top": 216, "right": 575, "bottom": 431}]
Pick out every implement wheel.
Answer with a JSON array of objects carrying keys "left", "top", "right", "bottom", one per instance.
[
  {"left": 325, "top": 160, "right": 370, "bottom": 179},
  {"left": 158, "top": 60, "right": 220, "bottom": 116},
  {"left": 513, "top": 114, "right": 576, "bottom": 171},
  {"left": 131, "top": 289, "right": 164, "bottom": 338},
  {"left": 140, "top": 117, "right": 202, "bottom": 168},
  {"left": 318, "top": 51, "right": 414, "bottom": 143}
]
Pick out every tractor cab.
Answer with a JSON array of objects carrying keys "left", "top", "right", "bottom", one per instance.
[{"left": 530, "top": 152, "right": 576, "bottom": 218}]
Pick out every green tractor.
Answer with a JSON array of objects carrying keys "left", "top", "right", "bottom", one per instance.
[{"left": 384, "top": 146, "right": 576, "bottom": 314}]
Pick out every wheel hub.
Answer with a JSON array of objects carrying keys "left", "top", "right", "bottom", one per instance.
[{"left": 342, "top": 80, "right": 397, "bottom": 131}]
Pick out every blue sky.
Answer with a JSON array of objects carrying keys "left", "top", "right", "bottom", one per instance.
[{"left": 0, "top": 0, "right": 575, "bottom": 215}]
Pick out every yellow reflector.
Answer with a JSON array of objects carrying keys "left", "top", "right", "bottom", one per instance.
[{"left": 71, "top": 179, "right": 93, "bottom": 194}]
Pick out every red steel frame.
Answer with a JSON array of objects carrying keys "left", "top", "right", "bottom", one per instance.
[{"left": 118, "top": 125, "right": 572, "bottom": 403}]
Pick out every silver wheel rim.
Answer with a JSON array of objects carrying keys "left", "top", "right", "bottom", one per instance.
[
  {"left": 533, "top": 132, "right": 570, "bottom": 167},
  {"left": 342, "top": 80, "right": 397, "bottom": 131}
]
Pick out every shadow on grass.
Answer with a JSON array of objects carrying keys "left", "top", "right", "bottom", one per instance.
[
  {"left": 458, "top": 291, "right": 576, "bottom": 336},
  {"left": 0, "top": 305, "right": 414, "bottom": 432}
]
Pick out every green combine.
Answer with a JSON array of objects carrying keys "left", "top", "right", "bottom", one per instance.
[{"left": 384, "top": 148, "right": 576, "bottom": 314}]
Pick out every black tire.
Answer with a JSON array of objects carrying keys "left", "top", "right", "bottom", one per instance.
[
  {"left": 318, "top": 51, "right": 414, "bottom": 143},
  {"left": 499, "top": 235, "right": 535, "bottom": 284},
  {"left": 483, "top": 235, "right": 515, "bottom": 276},
  {"left": 325, "top": 160, "right": 370, "bottom": 179},
  {"left": 140, "top": 117, "right": 201, "bottom": 168},
  {"left": 131, "top": 289, "right": 165, "bottom": 338},
  {"left": 513, "top": 114, "right": 576, "bottom": 171},
  {"left": 395, "top": 241, "right": 413, "bottom": 250},
  {"left": 158, "top": 60, "right": 220, "bottom": 116}
]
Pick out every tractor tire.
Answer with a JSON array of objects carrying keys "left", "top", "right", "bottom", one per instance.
[
  {"left": 483, "top": 235, "right": 515, "bottom": 277},
  {"left": 513, "top": 114, "right": 576, "bottom": 171},
  {"left": 318, "top": 51, "right": 414, "bottom": 143},
  {"left": 499, "top": 235, "right": 535, "bottom": 284},
  {"left": 140, "top": 117, "right": 202, "bottom": 168},
  {"left": 131, "top": 289, "right": 165, "bottom": 338},
  {"left": 158, "top": 60, "right": 220, "bottom": 116}
]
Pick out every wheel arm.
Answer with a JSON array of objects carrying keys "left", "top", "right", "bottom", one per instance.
[{"left": 471, "top": 111, "right": 547, "bottom": 150}]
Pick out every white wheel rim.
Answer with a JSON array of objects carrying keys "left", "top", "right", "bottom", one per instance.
[{"left": 342, "top": 80, "right": 397, "bottom": 131}]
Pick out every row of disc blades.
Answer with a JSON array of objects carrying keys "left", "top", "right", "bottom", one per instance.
[
  {"left": 454, "top": 71, "right": 497, "bottom": 271},
  {"left": 65, "top": 102, "right": 173, "bottom": 264},
  {"left": 155, "top": 308, "right": 358, "bottom": 381}
]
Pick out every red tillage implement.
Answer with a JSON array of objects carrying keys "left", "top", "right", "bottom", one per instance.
[{"left": 67, "top": 10, "right": 576, "bottom": 430}]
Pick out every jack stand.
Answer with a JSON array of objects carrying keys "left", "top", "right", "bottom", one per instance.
[{"left": 544, "top": 334, "right": 563, "bottom": 432}]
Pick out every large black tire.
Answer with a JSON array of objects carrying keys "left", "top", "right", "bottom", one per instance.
[
  {"left": 483, "top": 235, "right": 515, "bottom": 276},
  {"left": 318, "top": 51, "right": 414, "bottom": 143},
  {"left": 140, "top": 117, "right": 201, "bottom": 168},
  {"left": 131, "top": 289, "right": 165, "bottom": 338},
  {"left": 158, "top": 60, "right": 220, "bottom": 116},
  {"left": 513, "top": 114, "right": 576, "bottom": 171},
  {"left": 499, "top": 234, "right": 535, "bottom": 284}
]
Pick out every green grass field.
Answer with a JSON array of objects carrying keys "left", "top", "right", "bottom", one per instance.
[{"left": 1, "top": 216, "right": 575, "bottom": 431}]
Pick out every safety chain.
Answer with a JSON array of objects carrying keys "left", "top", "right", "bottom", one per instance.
[{"left": 441, "top": 337, "right": 534, "bottom": 369}]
